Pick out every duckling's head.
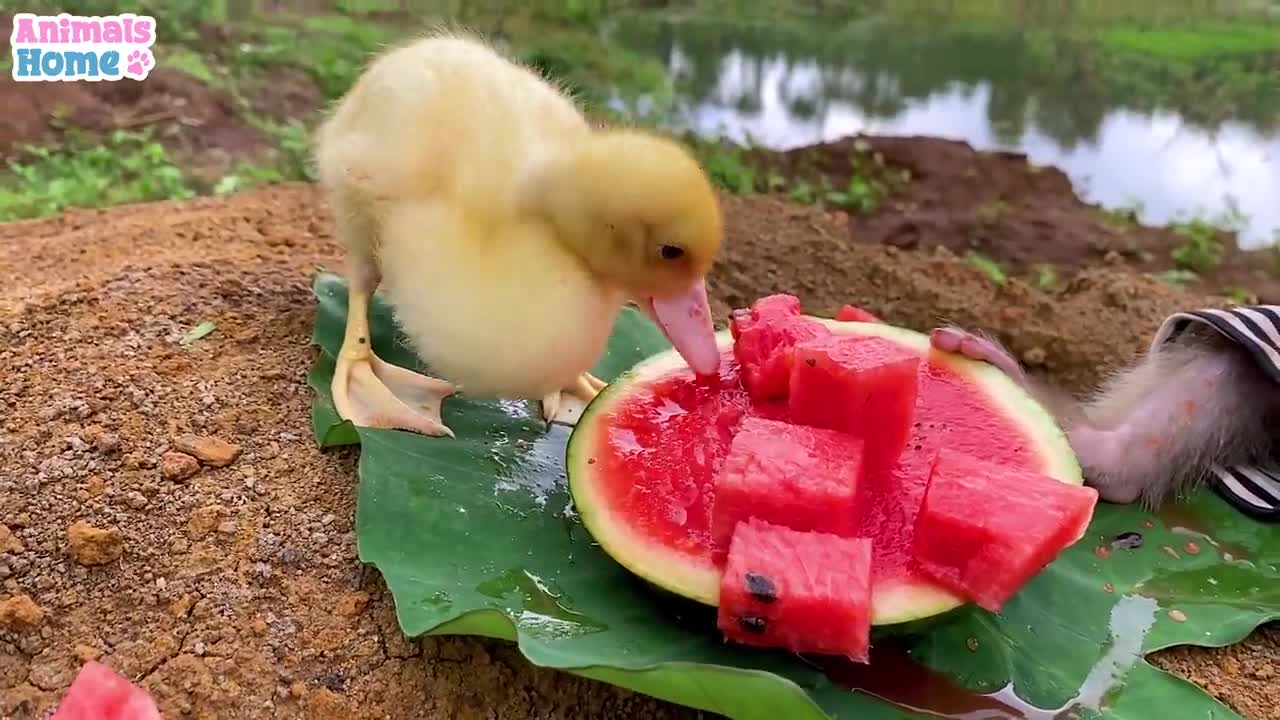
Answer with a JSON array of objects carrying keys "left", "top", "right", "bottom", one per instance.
[{"left": 520, "top": 129, "right": 724, "bottom": 376}]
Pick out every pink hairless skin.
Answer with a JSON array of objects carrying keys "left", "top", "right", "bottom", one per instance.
[{"left": 642, "top": 278, "right": 721, "bottom": 378}]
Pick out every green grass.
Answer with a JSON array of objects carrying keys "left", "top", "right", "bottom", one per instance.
[
  {"left": 1158, "top": 268, "right": 1199, "bottom": 287},
  {"left": 1101, "top": 25, "right": 1280, "bottom": 61},
  {"left": 691, "top": 141, "right": 757, "bottom": 195},
  {"left": 1030, "top": 264, "right": 1059, "bottom": 290},
  {"left": 159, "top": 45, "right": 223, "bottom": 87},
  {"left": 1170, "top": 218, "right": 1225, "bottom": 273},
  {"left": 966, "top": 252, "right": 1008, "bottom": 286},
  {"left": 234, "top": 14, "right": 397, "bottom": 100},
  {"left": 974, "top": 199, "right": 1011, "bottom": 225},
  {"left": 1095, "top": 200, "right": 1144, "bottom": 232},
  {"left": 0, "top": 130, "right": 194, "bottom": 222}
]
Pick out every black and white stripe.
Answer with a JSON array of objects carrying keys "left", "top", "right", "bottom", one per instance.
[
  {"left": 1152, "top": 305, "right": 1280, "bottom": 521},
  {"left": 1211, "top": 465, "right": 1280, "bottom": 521}
]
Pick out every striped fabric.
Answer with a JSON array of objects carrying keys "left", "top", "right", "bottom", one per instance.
[{"left": 1151, "top": 305, "right": 1280, "bottom": 522}]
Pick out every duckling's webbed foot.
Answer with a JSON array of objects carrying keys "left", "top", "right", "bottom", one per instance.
[
  {"left": 540, "top": 372, "right": 608, "bottom": 428},
  {"left": 331, "top": 277, "right": 457, "bottom": 438}
]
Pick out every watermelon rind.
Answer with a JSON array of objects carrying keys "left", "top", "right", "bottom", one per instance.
[{"left": 566, "top": 319, "right": 1083, "bottom": 626}]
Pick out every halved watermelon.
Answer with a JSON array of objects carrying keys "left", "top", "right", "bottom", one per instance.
[
  {"left": 51, "top": 661, "right": 161, "bottom": 720},
  {"left": 566, "top": 314, "right": 1082, "bottom": 626}
]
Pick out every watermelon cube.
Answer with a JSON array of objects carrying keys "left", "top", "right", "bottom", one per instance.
[
  {"left": 730, "top": 294, "right": 831, "bottom": 402},
  {"left": 52, "top": 661, "right": 161, "bottom": 720},
  {"left": 710, "top": 416, "right": 866, "bottom": 561},
  {"left": 789, "top": 335, "right": 921, "bottom": 477},
  {"left": 835, "top": 304, "right": 882, "bottom": 323},
  {"left": 718, "top": 517, "right": 874, "bottom": 662},
  {"left": 912, "top": 448, "right": 1099, "bottom": 612}
]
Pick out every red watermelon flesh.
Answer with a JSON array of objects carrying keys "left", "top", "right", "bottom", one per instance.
[
  {"left": 789, "top": 335, "right": 921, "bottom": 478},
  {"left": 835, "top": 304, "right": 882, "bottom": 323},
  {"left": 709, "top": 415, "right": 866, "bottom": 563},
  {"left": 718, "top": 517, "right": 873, "bottom": 661},
  {"left": 52, "top": 661, "right": 161, "bottom": 720},
  {"left": 913, "top": 448, "right": 1099, "bottom": 611},
  {"left": 730, "top": 294, "right": 831, "bottom": 402}
]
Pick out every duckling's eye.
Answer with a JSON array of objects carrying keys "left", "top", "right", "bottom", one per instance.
[{"left": 660, "top": 245, "right": 685, "bottom": 260}]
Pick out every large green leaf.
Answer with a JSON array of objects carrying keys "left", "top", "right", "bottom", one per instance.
[{"left": 307, "top": 271, "right": 1279, "bottom": 720}]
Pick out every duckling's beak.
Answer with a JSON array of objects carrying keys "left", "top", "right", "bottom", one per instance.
[{"left": 643, "top": 279, "right": 720, "bottom": 377}]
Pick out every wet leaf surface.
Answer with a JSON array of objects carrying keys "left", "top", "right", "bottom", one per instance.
[{"left": 307, "top": 272, "right": 1279, "bottom": 720}]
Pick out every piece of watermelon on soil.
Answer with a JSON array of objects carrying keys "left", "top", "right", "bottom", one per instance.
[
  {"left": 789, "top": 334, "right": 921, "bottom": 478},
  {"left": 709, "top": 415, "right": 866, "bottom": 563},
  {"left": 835, "top": 304, "right": 882, "bottom": 323},
  {"left": 718, "top": 517, "right": 875, "bottom": 662},
  {"left": 730, "top": 294, "right": 831, "bottom": 402},
  {"left": 51, "top": 660, "right": 161, "bottom": 720},
  {"left": 912, "top": 448, "right": 1099, "bottom": 612}
]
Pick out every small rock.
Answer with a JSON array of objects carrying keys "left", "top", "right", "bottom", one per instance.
[
  {"left": 335, "top": 591, "right": 370, "bottom": 618},
  {"left": 0, "top": 524, "right": 23, "bottom": 554},
  {"left": 94, "top": 433, "right": 122, "bottom": 454},
  {"left": 1022, "top": 347, "right": 1047, "bottom": 367},
  {"left": 290, "top": 681, "right": 306, "bottom": 699},
  {"left": 124, "top": 491, "right": 148, "bottom": 509},
  {"left": 67, "top": 521, "right": 124, "bottom": 566},
  {"left": 160, "top": 452, "right": 200, "bottom": 482},
  {"left": 216, "top": 521, "right": 239, "bottom": 535},
  {"left": 155, "top": 577, "right": 167, "bottom": 591},
  {"left": 193, "top": 641, "right": 206, "bottom": 656},
  {"left": 84, "top": 476, "right": 106, "bottom": 498},
  {"left": 173, "top": 434, "right": 241, "bottom": 467},
  {"left": 0, "top": 594, "right": 45, "bottom": 629},
  {"left": 187, "top": 505, "right": 227, "bottom": 541},
  {"left": 74, "top": 644, "right": 102, "bottom": 662}
]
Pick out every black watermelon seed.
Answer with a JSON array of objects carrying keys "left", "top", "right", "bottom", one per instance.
[
  {"left": 737, "top": 615, "right": 768, "bottom": 634},
  {"left": 744, "top": 572, "right": 777, "bottom": 603},
  {"left": 805, "top": 357, "right": 817, "bottom": 367},
  {"left": 1111, "top": 531, "right": 1143, "bottom": 550}
]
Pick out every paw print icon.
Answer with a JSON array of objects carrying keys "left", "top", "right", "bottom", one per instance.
[{"left": 123, "top": 48, "right": 153, "bottom": 80}]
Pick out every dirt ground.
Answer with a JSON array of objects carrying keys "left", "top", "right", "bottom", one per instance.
[
  {"left": 753, "top": 135, "right": 1280, "bottom": 304},
  {"left": 0, "top": 183, "right": 1275, "bottom": 719}
]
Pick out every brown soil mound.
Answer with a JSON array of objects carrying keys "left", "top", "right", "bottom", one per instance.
[
  {"left": 756, "top": 135, "right": 1280, "bottom": 304},
  {"left": 0, "top": 185, "right": 1274, "bottom": 719}
]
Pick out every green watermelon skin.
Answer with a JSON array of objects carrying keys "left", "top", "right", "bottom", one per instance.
[{"left": 717, "top": 518, "right": 873, "bottom": 662}]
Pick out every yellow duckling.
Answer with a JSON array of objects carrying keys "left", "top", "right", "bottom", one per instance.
[{"left": 314, "top": 31, "right": 723, "bottom": 437}]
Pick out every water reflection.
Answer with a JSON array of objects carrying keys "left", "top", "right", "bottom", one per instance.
[{"left": 615, "top": 18, "right": 1280, "bottom": 249}]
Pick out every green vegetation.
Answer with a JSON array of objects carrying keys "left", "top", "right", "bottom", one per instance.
[
  {"left": 1224, "top": 286, "right": 1257, "bottom": 304},
  {"left": 1030, "top": 264, "right": 1059, "bottom": 290},
  {"left": 966, "top": 252, "right": 1008, "bottom": 286},
  {"left": 1158, "top": 268, "right": 1200, "bottom": 287},
  {"left": 1169, "top": 217, "right": 1226, "bottom": 273},
  {"left": 0, "top": 130, "right": 193, "bottom": 222},
  {"left": 1095, "top": 200, "right": 1144, "bottom": 233},
  {"left": 975, "top": 199, "right": 1011, "bottom": 225}
]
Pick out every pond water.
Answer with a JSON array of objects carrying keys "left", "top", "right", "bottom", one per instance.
[{"left": 608, "top": 8, "right": 1280, "bottom": 250}]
